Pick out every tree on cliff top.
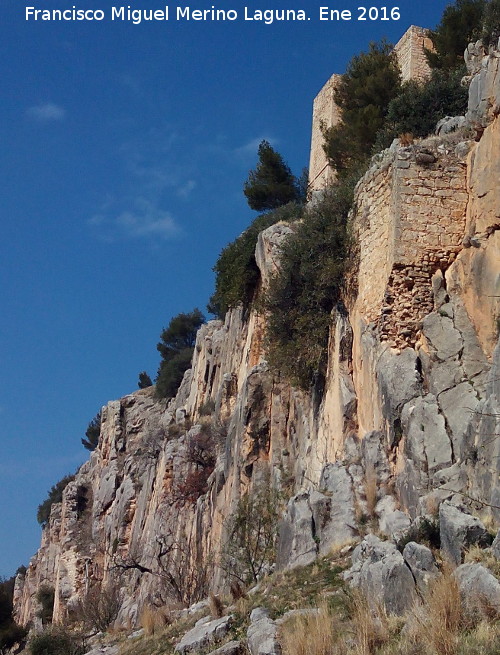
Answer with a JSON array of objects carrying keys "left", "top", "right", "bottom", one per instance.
[
  {"left": 155, "top": 308, "right": 205, "bottom": 399},
  {"left": 81, "top": 410, "right": 102, "bottom": 451},
  {"left": 322, "top": 41, "right": 401, "bottom": 176},
  {"left": 426, "top": 0, "right": 486, "bottom": 69},
  {"left": 243, "top": 140, "right": 301, "bottom": 211},
  {"left": 37, "top": 475, "right": 75, "bottom": 527}
]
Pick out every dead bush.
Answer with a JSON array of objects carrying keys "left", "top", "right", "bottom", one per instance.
[{"left": 74, "top": 583, "right": 121, "bottom": 633}]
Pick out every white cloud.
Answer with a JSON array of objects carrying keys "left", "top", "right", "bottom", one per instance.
[
  {"left": 89, "top": 198, "right": 179, "bottom": 241},
  {"left": 177, "top": 179, "right": 197, "bottom": 198},
  {"left": 26, "top": 102, "right": 66, "bottom": 122},
  {"left": 234, "top": 136, "right": 277, "bottom": 157}
]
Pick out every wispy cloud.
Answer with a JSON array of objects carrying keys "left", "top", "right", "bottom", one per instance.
[
  {"left": 177, "top": 179, "right": 197, "bottom": 198},
  {"left": 89, "top": 198, "right": 179, "bottom": 242},
  {"left": 26, "top": 102, "right": 66, "bottom": 122},
  {"left": 234, "top": 135, "right": 277, "bottom": 157}
]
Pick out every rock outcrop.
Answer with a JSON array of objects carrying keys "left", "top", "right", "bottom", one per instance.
[{"left": 14, "top": 45, "right": 500, "bottom": 627}]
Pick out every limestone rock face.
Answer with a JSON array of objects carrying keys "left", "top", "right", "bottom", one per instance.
[
  {"left": 14, "top": 46, "right": 500, "bottom": 627},
  {"left": 439, "top": 503, "right": 492, "bottom": 565}
]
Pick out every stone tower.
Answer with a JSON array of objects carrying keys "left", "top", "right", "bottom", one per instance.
[{"left": 308, "top": 25, "right": 433, "bottom": 192}]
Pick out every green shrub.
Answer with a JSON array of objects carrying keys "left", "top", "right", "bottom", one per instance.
[
  {"left": 243, "top": 140, "right": 302, "bottom": 211},
  {"left": 37, "top": 476, "right": 75, "bottom": 527},
  {"left": 374, "top": 67, "right": 468, "bottom": 150},
  {"left": 483, "top": 0, "right": 500, "bottom": 45},
  {"left": 322, "top": 41, "right": 401, "bottom": 178},
  {"left": 81, "top": 410, "right": 102, "bottom": 451},
  {"left": 426, "top": 0, "right": 486, "bottom": 70},
  {"left": 0, "top": 622, "right": 27, "bottom": 652},
  {"left": 264, "top": 180, "right": 355, "bottom": 389},
  {"left": 156, "top": 347, "right": 195, "bottom": 399},
  {"left": 138, "top": 371, "right": 153, "bottom": 389},
  {"left": 29, "top": 627, "right": 85, "bottom": 655},
  {"left": 208, "top": 202, "right": 303, "bottom": 319},
  {"left": 396, "top": 517, "right": 441, "bottom": 552},
  {"left": 36, "top": 585, "right": 55, "bottom": 625}
]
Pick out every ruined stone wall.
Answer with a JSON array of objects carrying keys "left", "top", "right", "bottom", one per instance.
[{"left": 353, "top": 140, "right": 468, "bottom": 351}]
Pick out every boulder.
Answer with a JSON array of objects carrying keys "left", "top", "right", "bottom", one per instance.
[
  {"left": 455, "top": 563, "right": 500, "bottom": 614},
  {"left": 345, "top": 534, "right": 416, "bottom": 615},
  {"left": 174, "top": 615, "right": 232, "bottom": 654},
  {"left": 439, "top": 503, "right": 492, "bottom": 565},
  {"left": 247, "top": 607, "right": 281, "bottom": 655},
  {"left": 402, "top": 541, "right": 439, "bottom": 592},
  {"left": 209, "top": 642, "right": 245, "bottom": 655}
]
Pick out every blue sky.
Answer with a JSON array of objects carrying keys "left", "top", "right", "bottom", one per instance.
[{"left": 0, "top": 0, "right": 449, "bottom": 577}]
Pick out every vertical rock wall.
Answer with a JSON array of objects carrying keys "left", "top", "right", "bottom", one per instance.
[{"left": 14, "top": 47, "right": 500, "bottom": 629}]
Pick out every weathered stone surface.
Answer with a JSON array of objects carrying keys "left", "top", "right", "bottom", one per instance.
[
  {"left": 401, "top": 394, "right": 452, "bottom": 473},
  {"left": 255, "top": 223, "right": 294, "bottom": 290},
  {"left": 436, "top": 115, "right": 466, "bottom": 135},
  {"left": 312, "top": 463, "right": 357, "bottom": 554},
  {"left": 492, "top": 530, "right": 500, "bottom": 559},
  {"left": 422, "top": 313, "right": 463, "bottom": 361},
  {"left": 402, "top": 541, "right": 439, "bottom": 592},
  {"left": 83, "top": 646, "right": 120, "bottom": 655},
  {"left": 247, "top": 607, "right": 281, "bottom": 655},
  {"left": 208, "top": 641, "right": 245, "bottom": 655},
  {"left": 345, "top": 534, "right": 416, "bottom": 615},
  {"left": 376, "top": 495, "right": 411, "bottom": 540},
  {"left": 438, "top": 382, "right": 478, "bottom": 459},
  {"left": 174, "top": 615, "right": 232, "bottom": 654},
  {"left": 455, "top": 563, "right": 500, "bottom": 613},
  {"left": 439, "top": 503, "right": 492, "bottom": 565},
  {"left": 277, "top": 493, "right": 317, "bottom": 570}
]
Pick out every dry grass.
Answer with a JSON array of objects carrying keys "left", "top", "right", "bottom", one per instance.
[
  {"left": 464, "top": 544, "right": 500, "bottom": 578},
  {"left": 399, "top": 133, "right": 414, "bottom": 146},
  {"left": 350, "top": 590, "right": 391, "bottom": 655},
  {"left": 407, "top": 566, "right": 462, "bottom": 655},
  {"left": 280, "top": 601, "right": 341, "bottom": 655},
  {"left": 139, "top": 605, "right": 170, "bottom": 636}
]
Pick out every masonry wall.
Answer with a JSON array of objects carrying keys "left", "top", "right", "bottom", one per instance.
[
  {"left": 393, "top": 25, "right": 433, "bottom": 84},
  {"left": 353, "top": 142, "right": 468, "bottom": 350},
  {"left": 308, "top": 73, "right": 342, "bottom": 190}
]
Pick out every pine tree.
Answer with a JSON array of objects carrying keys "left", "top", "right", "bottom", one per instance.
[
  {"left": 322, "top": 41, "right": 401, "bottom": 177},
  {"left": 155, "top": 309, "right": 205, "bottom": 399},
  {"left": 426, "top": 0, "right": 486, "bottom": 70},
  {"left": 243, "top": 141, "right": 300, "bottom": 211},
  {"left": 81, "top": 410, "right": 102, "bottom": 451}
]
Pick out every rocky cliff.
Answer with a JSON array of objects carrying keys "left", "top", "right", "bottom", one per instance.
[{"left": 14, "top": 45, "right": 500, "bottom": 629}]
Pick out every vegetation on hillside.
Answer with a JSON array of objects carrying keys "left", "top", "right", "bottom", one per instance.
[
  {"left": 264, "top": 180, "right": 355, "bottom": 389},
  {"left": 0, "top": 575, "right": 27, "bottom": 654},
  {"left": 37, "top": 474, "right": 75, "bottom": 527},
  {"left": 208, "top": 202, "right": 303, "bottom": 318},
  {"left": 322, "top": 41, "right": 401, "bottom": 177},
  {"left": 81, "top": 410, "right": 102, "bottom": 451},
  {"left": 155, "top": 309, "right": 205, "bottom": 399},
  {"left": 243, "top": 140, "right": 303, "bottom": 211}
]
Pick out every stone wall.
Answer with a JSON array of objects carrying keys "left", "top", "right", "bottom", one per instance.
[
  {"left": 308, "top": 73, "right": 342, "bottom": 190},
  {"left": 394, "top": 25, "right": 433, "bottom": 84},
  {"left": 353, "top": 140, "right": 468, "bottom": 350}
]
